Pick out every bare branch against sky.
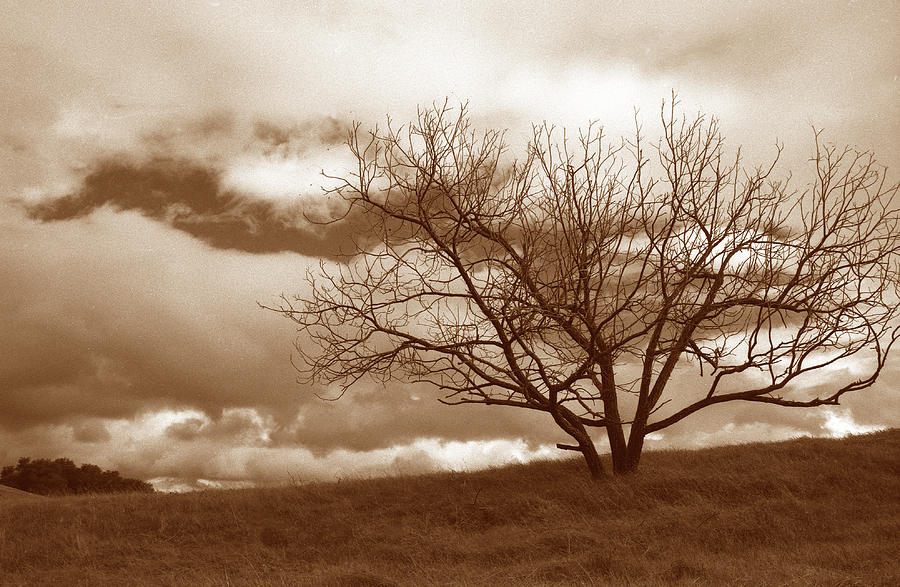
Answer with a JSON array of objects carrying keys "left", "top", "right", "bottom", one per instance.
[
  {"left": 266, "top": 100, "right": 900, "bottom": 478},
  {"left": 0, "top": 0, "right": 897, "bottom": 489}
]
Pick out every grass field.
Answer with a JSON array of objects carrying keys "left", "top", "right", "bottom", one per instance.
[{"left": 1, "top": 429, "right": 897, "bottom": 586}]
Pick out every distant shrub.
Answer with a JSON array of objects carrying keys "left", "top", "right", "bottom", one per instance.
[{"left": 0, "top": 457, "right": 154, "bottom": 495}]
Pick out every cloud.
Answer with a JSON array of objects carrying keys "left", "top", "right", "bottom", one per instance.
[
  {"left": 0, "top": 0, "right": 897, "bottom": 490},
  {"left": 0, "top": 203, "right": 304, "bottom": 429},
  {"left": 274, "top": 389, "right": 562, "bottom": 455},
  {"left": 17, "top": 104, "right": 377, "bottom": 260},
  {"left": 72, "top": 420, "right": 112, "bottom": 444},
  {"left": 0, "top": 407, "right": 565, "bottom": 492},
  {"left": 0, "top": 199, "right": 565, "bottom": 458},
  {"left": 25, "top": 152, "right": 367, "bottom": 259},
  {"left": 164, "top": 417, "right": 208, "bottom": 442},
  {"left": 163, "top": 408, "right": 275, "bottom": 446},
  {"left": 642, "top": 375, "right": 900, "bottom": 452},
  {"left": 820, "top": 409, "right": 886, "bottom": 438},
  {"left": 251, "top": 118, "right": 347, "bottom": 156}
]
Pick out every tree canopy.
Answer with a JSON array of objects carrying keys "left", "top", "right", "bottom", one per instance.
[{"left": 269, "top": 99, "right": 900, "bottom": 478}]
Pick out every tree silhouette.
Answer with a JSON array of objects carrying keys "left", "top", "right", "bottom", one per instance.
[{"left": 267, "top": 99, "right": 900, "bottom": 478}]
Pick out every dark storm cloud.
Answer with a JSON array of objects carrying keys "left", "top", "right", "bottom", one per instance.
[
  {"left": 72, "top": 421, "right": 112, "bottom": 444},
  {"left": 273, "top": 392, "right": 560, "bottom": 455},
  {"left": 0, "top": 202, "right": 306, "bottom": 431},
  {"left": 26, "top": 157, "right": 364, "bottom": 259}
]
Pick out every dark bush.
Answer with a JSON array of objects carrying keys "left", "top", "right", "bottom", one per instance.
[{"left": 0, "top": 457, "right": 154, "bottom": 495}]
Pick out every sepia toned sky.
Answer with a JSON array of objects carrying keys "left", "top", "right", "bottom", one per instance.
[{"left": 2, "top": 0, "right": 898, "bottom": 491}]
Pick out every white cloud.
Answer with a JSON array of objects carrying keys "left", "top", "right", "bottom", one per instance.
[
  {"left": 85, "top": 408, "right": 566, "bottom": 491},
  {"left": 222, "top": 152, "right": 351, "bottom": 202},
  {"left": 671, "top": 421, "right": 808, "bottom": 449},
  {"left": 821, "top": 409, "right": 886, "bottom": 438}
]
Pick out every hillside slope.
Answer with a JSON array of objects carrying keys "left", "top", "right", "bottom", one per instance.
[
  {"left": 0, "top": 484, "right": 43, "bottom": 502},
  {"left": 0, "top": 430, "right": 898, "bottom": 586}
]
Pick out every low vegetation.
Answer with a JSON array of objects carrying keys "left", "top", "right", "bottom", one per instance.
[
  {"left": 0, "top": 458, "right": 154, "bottom": 496},
  {"left": 1, "top": 430, "right": 897, "bottom": 586}
]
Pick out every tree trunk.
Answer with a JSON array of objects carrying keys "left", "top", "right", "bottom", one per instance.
[
  {"left": 598, "top": 356, "right": 629, "bottom": 475},
  {"left": 553, "top": 407, "right": 605, "bottom": 479},
  {"left": 578, "top": 435, "right": 605, "bottom": 480},
  {"left": 623, "top": 421, "right": 646, "bottom": 474},
  {"left": 608, "top": 427, "right": 631, "bottom": 475}
]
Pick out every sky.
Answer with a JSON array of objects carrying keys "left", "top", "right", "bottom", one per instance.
[{"left": 1, "top": 0, "right": 898, "bottom": 491}]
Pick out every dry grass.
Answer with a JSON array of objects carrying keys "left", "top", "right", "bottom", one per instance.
[
  {"left": 0, "top": 485, "right": 43, "bottom": 502},
  {"left": 1, "top": 430, "right": 897, "bottom": 586}
]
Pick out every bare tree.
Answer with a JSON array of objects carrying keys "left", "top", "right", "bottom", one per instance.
[{"left": 267, "top": 99, "right": 900, "bottom": 478}]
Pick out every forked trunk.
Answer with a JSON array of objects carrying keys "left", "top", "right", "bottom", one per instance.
[
  {"left": 608, "top": 431, "right": 639, "bottom": 475},
  {"left": 621, "top": 419, "right": 647, "bottom": 474},
  {"left": 628, "top": 435, "right": 645, "bottom": 470},
  {"left": 598, "top": 357, "right": 631, "bottom": 476},
  {"left": 607, "top": 425, "right": 631, "bottom": 475},
  {"left": 576, "top": 429, "right": 640, "bottom": 478},
  {"left": 566, "top": 429, "right": 641, "bottom": 479}
]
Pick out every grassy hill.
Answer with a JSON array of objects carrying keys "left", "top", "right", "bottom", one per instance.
[
  {"left": 0, "top": 485, "right": 43, "bottom": 502},
  {"left": 0, "top": 430, "right": 897, "bottom": 586}
]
